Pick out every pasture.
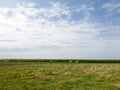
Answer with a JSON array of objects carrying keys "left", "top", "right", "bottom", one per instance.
[{"left": 0, "top": 60, "right": 120, "bottom": 90}]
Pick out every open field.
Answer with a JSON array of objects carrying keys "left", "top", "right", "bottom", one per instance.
[{"left": 0, "top": 60, "right": 120, "bottom": 90}]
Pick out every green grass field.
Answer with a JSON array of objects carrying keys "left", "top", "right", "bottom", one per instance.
[{"left": 0, "top": 60, "right": 120, "bottom": 90}]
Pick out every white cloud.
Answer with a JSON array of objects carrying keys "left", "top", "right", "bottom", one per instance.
[
  {"left": 0, "top": 2, "right": 120, "bottom": 59},
  {"left": 75, "top": 4, "right": 95, "bottom": 12},
  {"left": 102, "top": 1, "right": 120, "bottom": 13},
  {"left": 17, "top": 2, "right": 36, "bottom": 8},
  {"left": 74, "top": 4, "right": 95, "bottom": 20}
]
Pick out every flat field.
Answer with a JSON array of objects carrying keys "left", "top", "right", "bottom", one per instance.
[{"left": 0, "top": 61, "right": 120, "bottom": 90}]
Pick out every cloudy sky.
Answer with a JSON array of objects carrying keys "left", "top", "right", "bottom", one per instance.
[{"left": 0, "top": 0, "right": 120, "bottom": 59}]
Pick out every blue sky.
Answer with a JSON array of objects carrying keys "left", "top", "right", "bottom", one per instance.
[{"left": 0, "top": 0, "right": 120, "bottom": 59}]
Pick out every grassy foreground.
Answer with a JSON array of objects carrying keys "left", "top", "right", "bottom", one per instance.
[{"left": 0, "top": 60, "right": 120, "bottom": 90}]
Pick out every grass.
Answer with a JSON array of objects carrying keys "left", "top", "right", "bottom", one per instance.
[{"left": 0, "top": 60, "right": 120, "bottom": 90}]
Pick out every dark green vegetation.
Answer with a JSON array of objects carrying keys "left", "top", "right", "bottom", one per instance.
[
  {"left": 0, "top": 60, "right": 120, "bottom": 90},
  {"left": 0, "top": 59, "right": 120, "bottom": 63}
]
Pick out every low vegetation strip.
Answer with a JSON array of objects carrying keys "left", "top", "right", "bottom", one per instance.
[{"left": 0, "top": 59, "right": 120, "bottom": 63}]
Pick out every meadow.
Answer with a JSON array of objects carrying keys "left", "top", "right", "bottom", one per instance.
[{"left": 0, "top": 59, "right": 120, "bottom": 90}]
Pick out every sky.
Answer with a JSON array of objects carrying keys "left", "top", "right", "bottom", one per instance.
[{"left": 0, "top": 0, "right": 120, "bottom": 59}]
